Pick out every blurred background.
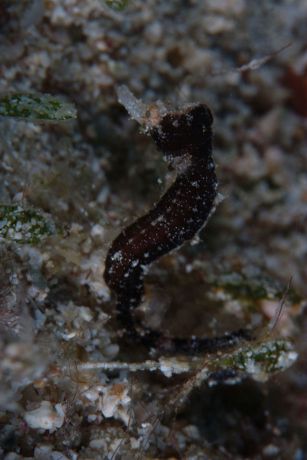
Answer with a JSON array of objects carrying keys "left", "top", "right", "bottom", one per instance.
[{"left": 0, "top": 1, "right": 307, "bottom": 459}]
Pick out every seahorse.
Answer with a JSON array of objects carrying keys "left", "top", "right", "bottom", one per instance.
[{"left": 104, "top": 103, "right": 249, "bottom": 353}]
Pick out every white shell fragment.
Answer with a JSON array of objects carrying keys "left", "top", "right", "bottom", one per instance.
[
  {"left": 24, "top": 401, "right": 65, "bottom": 432},
  {"left": 101, "top": 383, "right": 131, "bottom": 425}
]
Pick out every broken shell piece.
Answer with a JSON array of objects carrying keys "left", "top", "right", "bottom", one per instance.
[
  {"left": 101, "top": 383, "right": 131, "bottom": 425},
  {"left": 24, "top": 401, "right": 65, "bottom": 432}
]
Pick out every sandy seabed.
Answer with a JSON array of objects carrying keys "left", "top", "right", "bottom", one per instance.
[{"left": 0, "top": 1, "right": 307, "bottom": 459}]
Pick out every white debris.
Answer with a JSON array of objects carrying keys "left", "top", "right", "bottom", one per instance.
[
  {"left": 244, "top": 357, "right": 265, "bottom": 381},
  {"left": 60, "top": 331, "right": 77, "bottom": 341},
  {"left": 262, "top": 444, "right": 280, "bottom": 457},
  {"left": 117, "top": 85, "right": 167, "bottom": 129},
  {"left": 50, "top": 452, "right": 70, "bottom": 460},
  {"left": 79, "top": 252, "right": 110, "bottom": 300},
  {"left": 101, "top": 383, "right": 131, "bottom": 425},
  {"left": 158, "top": 357, "right": 191, "bottom": 378},
  {"left": 33, "top": 445, "right": 52, "bottom": 458},
  {"left": 79, "top": 306, "right": 93, "bottom": 322},
  {"left": 111, "top": 250, "right": 123, "bottom": 262},
  {"left": 83, "top": 386, "right": 102, "bottom": 402},
  {"left": 90, "top": 224, "right": 105, "bottom": 238},
  {"left": 3, "top": 454, "right": 22, "bottom": 460},
  {"left": 277, "top": 350, "right": 298, "bottom": 369},
  {"left": 24, "top": 401, "right": 65, "bottom": 432},
  {"left": 117, "top": 85, "right": 147, "bottom": 125},
  {"left": 203, "top": 15, "right": 235, "bottom": 34},
  {"left": 89, "top": 438, "right": 106, "bottom": 449},
  {"left": 34, "top": 446, "right": 71, "bottom": 460},
  {"left": 206, "top": 0, "right": 245, "bottom": 15}
]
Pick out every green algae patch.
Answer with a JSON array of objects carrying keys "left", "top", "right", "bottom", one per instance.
[
  {"left": 218, "top": 339, "right": 297, "bottom": 382},
  {"left": 212, "top": 271, "right": 279, "bottom": 301},
  {"left": 0, "top": 94, "right": 77, "bottom": 121},
  {"left": 103, "top": 0, "right": 131, "bottom": 11},
  {"left": 0, "top": 205, "right": 55, "bottom": 244},
  {"left": 207, "top": 270, "right": 301, "bottom": 317}
]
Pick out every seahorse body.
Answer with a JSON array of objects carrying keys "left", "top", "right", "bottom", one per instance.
[{"left": 104, "top": 104, "right": 249, "bottom": 353}]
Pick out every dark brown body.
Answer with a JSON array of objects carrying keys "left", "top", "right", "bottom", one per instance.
[{"left": 104, "top": 104, "right": 249, "bottom": 352}]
